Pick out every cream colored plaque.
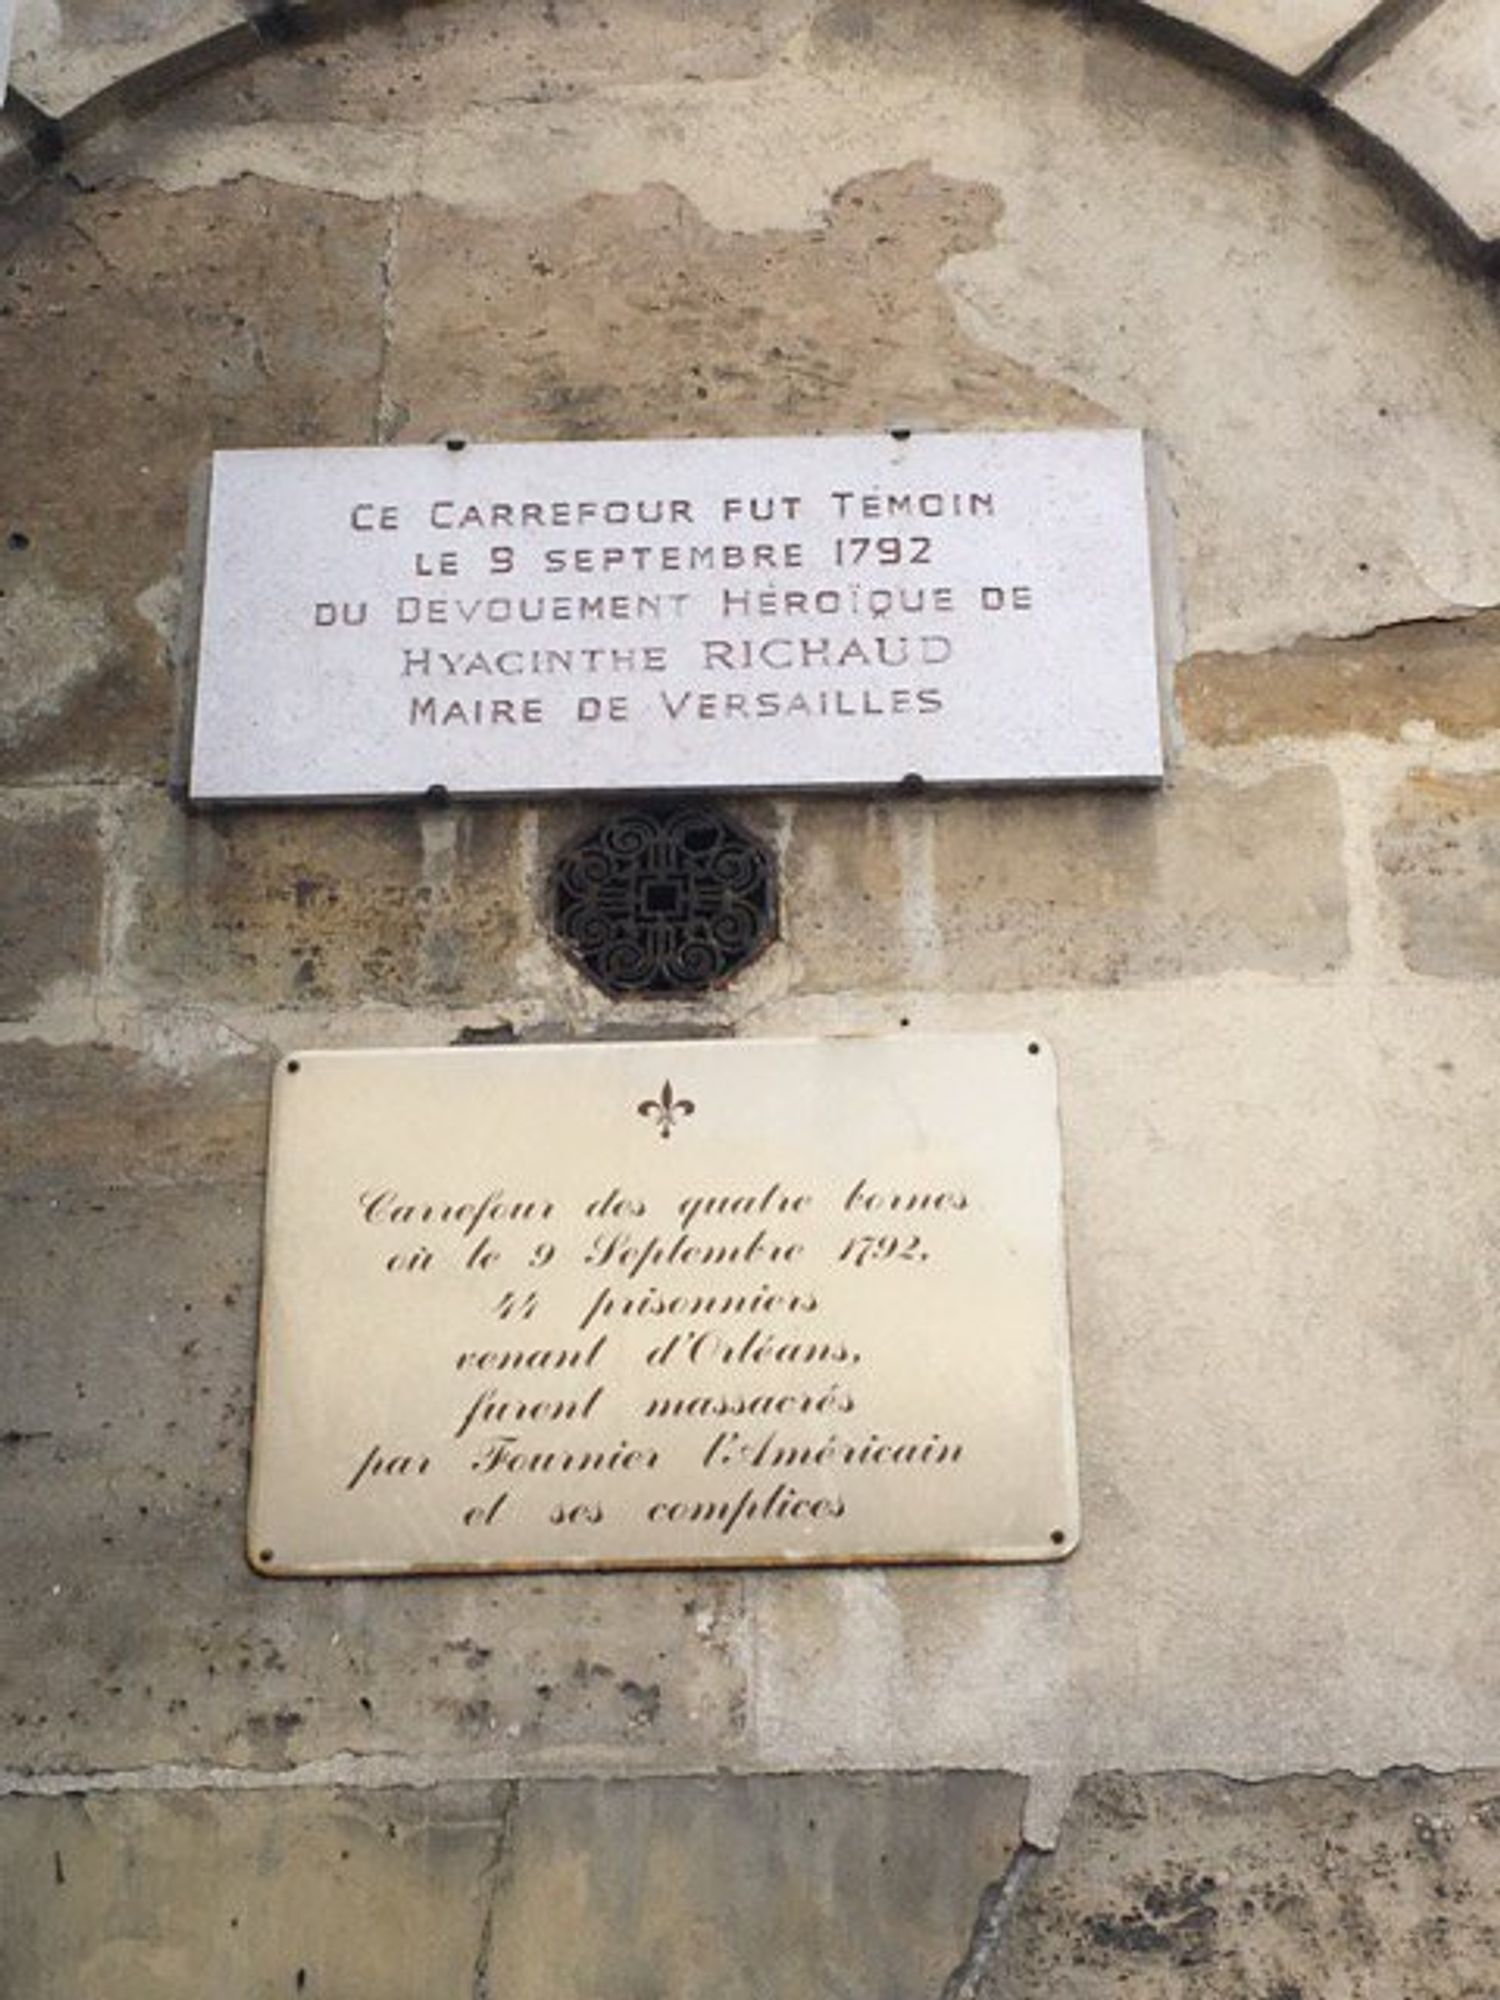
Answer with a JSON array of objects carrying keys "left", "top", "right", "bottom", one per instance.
[{"left": 248, "top": 1036, "right": 1079, "bottom": 1574}]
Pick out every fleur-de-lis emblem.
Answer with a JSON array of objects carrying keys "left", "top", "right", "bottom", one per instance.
[{"left": 638, "top": 1078, "right": 695, "bottom": 1140}]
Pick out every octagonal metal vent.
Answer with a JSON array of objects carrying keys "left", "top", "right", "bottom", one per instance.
[{"left": 549, "top": 801, "right": 776, "bottom": 997}]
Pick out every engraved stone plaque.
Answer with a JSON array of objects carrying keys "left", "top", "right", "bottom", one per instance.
[
  {"left": 248, "top": 1035, "right": 1079, "bottom": 1574},
  {"left": 191, "top": 430, "right": 1165, "bottom": 802}
]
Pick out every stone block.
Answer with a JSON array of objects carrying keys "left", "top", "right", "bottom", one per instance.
[
  {"left": 0, "top": 1785, "right": 498, "bottom": 2000},
  {"left": 1178, "top": 612, "right": 1500, "bottom": 741},
  {"left": 389, "top": 802, "right": 531, "bottom": 1004},
  {"left": 0, "top": 1772, "right": 1024, "bottom": 2000},
  {"left": 0, "top": 565, "right": 116, "bottom": 768},
  {"left": 0, "top": 804, "right": 102, "bottom": 1016},
  {"left": 0, "top": 1189, "right": 746, "bottom": 1776},
  {"left": 4, "top": 1768, "right": 1500, "bottom": 1997},
  {"left": 1132, "top": 1, "right": 1377, "bottom": 78},
  {"left": 778, "top": 799, "right": 914, "bottom": 990},
  {"left": 1336, "top": 0, "right": 1500, "bottom": 242},
  {"left": 983, "top": 1769, "right": 1500, "bottom": 1996},
  {"left": 127, "top": 800, "right": 429, "bottom": 1005},
  {"left": 493, "top": 1771, "right": 1027, "bottom": 2000},
  {"left": 784, "top": 769, "right": 1347, "bottom": 991},
  {"left": 9, "top": 0, "right": 256, "bottom": 135},
  {"left": 0, "top": 176, "right": 386, "bottom": 783},
  {"left": 0, "top": 1041, "right": 268, "bottom": 1194},
  {"left": 1379, "top": 769, "right": 1500, "bottom": 977},
  {"left": 125, "top": 798, "right": 534, "bottom": 1007}
]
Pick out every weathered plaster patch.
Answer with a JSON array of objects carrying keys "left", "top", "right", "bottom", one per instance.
[
  {"left": 386, "top": 164, "right": 1107, "bottom": 442},
  {"left": 61, "top": 0, "right": 1500, "bottom": 658},
  {"left": 745, "top": 979, "right": 1500, "bottom": 1797}
]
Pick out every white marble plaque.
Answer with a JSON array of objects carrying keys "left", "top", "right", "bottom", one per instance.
[
  {"left": 248, "top": 1035, "right": 1079, "bottom": 1574},
  {"left": 191, "top": 430, "right": 1165, "bottom": 801}
]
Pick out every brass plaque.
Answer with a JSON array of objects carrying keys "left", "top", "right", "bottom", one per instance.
[{"left": 248, "top": 1036, "right": 1079, "bottom": 1574}]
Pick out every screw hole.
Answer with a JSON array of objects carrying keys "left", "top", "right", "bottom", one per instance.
[
  {"left": 1050, "top": 1529, "right": 1066, "bottom": 1547},
  {"left": 259, "top": 1548, "right": 275, "bottom": 1563},
  {"left": 425, "top": 783, "right": 451, "bottom": 806},
  {"left": 898, "top": 1015, "right": 911, "bottom": 1028},
  {"left": 1027, "top": 1041, "right": 1041, "bottom": 1056},
  {"left": 7, "top": 530, "right": 29, "bottom": 551},
  {"left": 286, "top": 1059, "right": 301, "bottom": 1075},
  {"left": 889, "top": 427, "right": 911, "bottom": 441},
  {"left": 445, "top": 435, "right": 467, "bottom": 452}
]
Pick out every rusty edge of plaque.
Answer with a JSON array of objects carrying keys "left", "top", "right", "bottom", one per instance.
[{"left": 246, "top": 1034, "right": 1082, "bottom": 1577}]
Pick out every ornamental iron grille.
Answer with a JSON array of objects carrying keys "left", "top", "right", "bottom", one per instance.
[{"left": 549, "top": 801, "right": 776, "bottom": 997}]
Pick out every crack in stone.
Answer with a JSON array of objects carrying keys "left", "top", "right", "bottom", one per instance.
[
  {"left": 938, "top": 1842, "right": 1045, "bottom": 2000},
  {"left": 375, "top": 195, "right": 404, "bottom": 444},
  {"left": 471, "top": 1783, "right": 517, "bottom": 2000},
  {"left": 471, "top": 1898, "right": 495, "bottom": 2000},
  {"left": 1305, "top": 606, "right": 1500, "bottom": 647}
]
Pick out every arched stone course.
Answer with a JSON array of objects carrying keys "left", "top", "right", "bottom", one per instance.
[{"left": 3, "top": 0, "right": 1497, "bottom": 265}]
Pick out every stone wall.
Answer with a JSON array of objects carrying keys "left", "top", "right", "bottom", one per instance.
[{"left": 2, "top": 2, "right": 1498, "bottom": 1992}]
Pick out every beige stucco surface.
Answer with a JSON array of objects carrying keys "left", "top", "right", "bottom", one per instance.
[
  {"left": 2, "top": 0, "right": 1500, "bottom": 1984},
  {"left": 750, "top": 977, "right": 1500, "bottom": 1829}
]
